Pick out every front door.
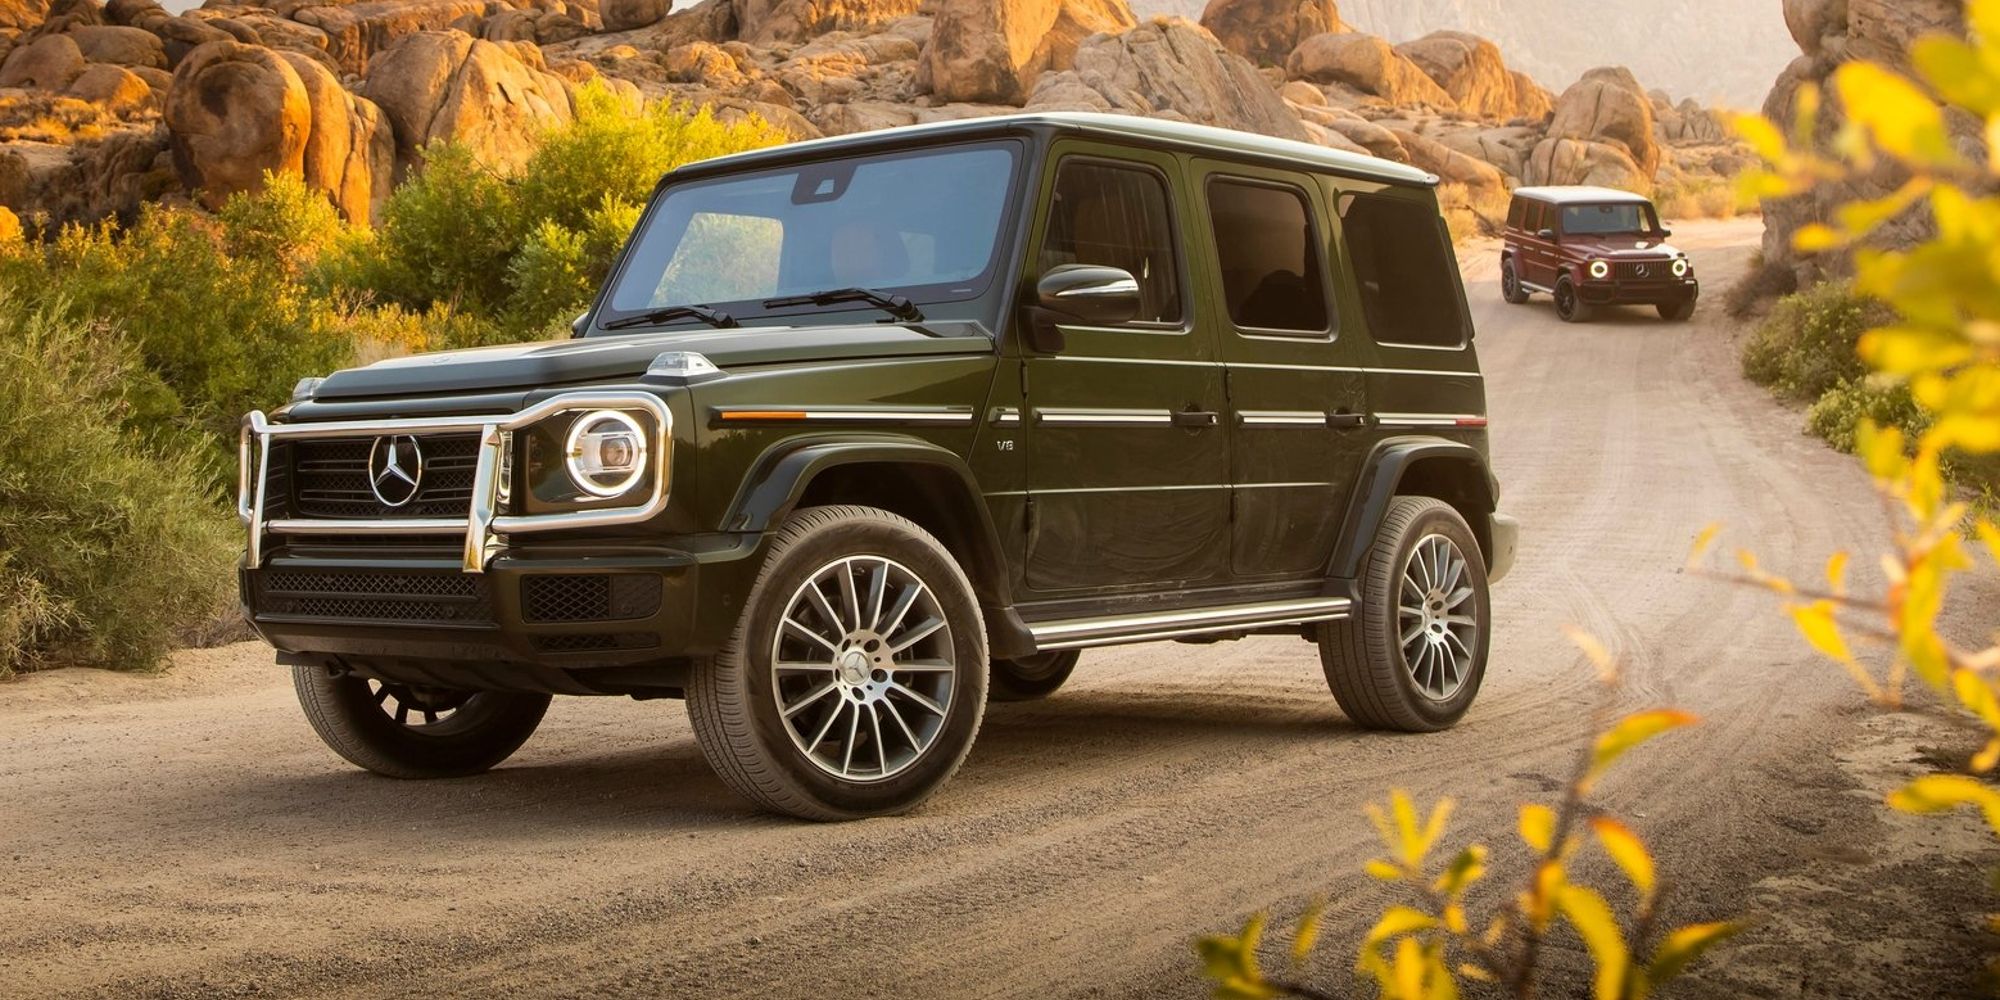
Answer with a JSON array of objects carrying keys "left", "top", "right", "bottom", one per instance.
[
  {"left": 1194, "top": 162, "right": 1367, "bottom": 580},
  {"left": 1020, "top": 146, "right": 1231, "bottom": 595}
]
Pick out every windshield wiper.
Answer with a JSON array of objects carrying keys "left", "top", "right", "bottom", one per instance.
[
  {"left": 600, "top": 304, "right": 739, "bottom": 332},
  {"left": 762, "top": 287, "right": 925, "bottom": 323}
]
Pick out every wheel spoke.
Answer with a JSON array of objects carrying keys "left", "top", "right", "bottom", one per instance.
[
  {"left": 394, "top": 702, "right": 410, "bottom": 725},
  {"left": 840, "top": 705, "right": 861, "bottom": 775},
  {"left": 864, "top": 559, "right": 889, "bottom": 631},
  {"left": 1401, "top": 622, "right": 1427, "bottom": 646},
  {"left": 802, "top": 582, "right": 842, "bottom": 637},
  {"left": 837, "top": 559, "right": 863, "bottom": 633},
  {"left": 776, "top": 660, "right": 836, "bottom": 673},
  {"left": 782, "top": 681, "right": 838, "bottom": 719},
  {"left": 869, "top": 704, "right": 888, "bottom": 775},
  {"left": 805, "top": 700, "right": 845, "bottom": 755},
  {"left": 889, "top": 681, "right": 946, "bottom": 717},
  {"left": 373, "top": 684, "right": 391, "bottom": 705},
  {"left": 1443, "top": 585, "right": 1476, "bottom": 612},
  {"left": 783, "top": 616, "right": 840, "bottom": 655},
  {"left": 883, "top": 697, "right": 921, "bottom": 749},
  {"left": 422, "top": 709, "right": 438, "bottom": 725},
  {"left": 892, "top": 659, "right": 955, "bottom": 673},
  {"left": 878, "top": 583, "right": 922, "bottom": 640},
  {"left": 887, "top": 616, "right": 946, "bottom": 655}
]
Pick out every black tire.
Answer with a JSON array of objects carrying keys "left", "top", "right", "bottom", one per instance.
[
  {"left": 1555, "top": 276, "right": 1594, "bottom": 323},
  {"left": 1501, "top": 258, "right": 1530, "bottom": 304},
  {"left": 291, "top": 666, "right": 551, "bottom": 779},
  {"left": 1658, "top": 299, "right": 1696, "bottom": 322},
  {"left": 990, "top": 650, "right": 1080, "bottom": 702},
  {"left": 686, "top": 505, "right": 988, "bottom": 820},
  {"left": 1319, "top": 496, "right": 1491, "bottom": 732}
]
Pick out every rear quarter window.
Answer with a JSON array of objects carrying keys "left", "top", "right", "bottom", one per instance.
[{"left": 1339, "top": 192, "right": 1470, "bottom": 349}]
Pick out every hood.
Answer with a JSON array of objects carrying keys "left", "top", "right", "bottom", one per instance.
[
  {"left": 310, "top": 321, "right": 993, "bottom": 400},
  {"left": 1566, "top": 234, "right": 1685, "bottom": 259}
]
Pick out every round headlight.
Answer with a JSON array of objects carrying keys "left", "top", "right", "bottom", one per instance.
[
  {"left": 564, "top": 410, "right": 648, "bottom": 498},
  {"left": 1673, "top": 258, "right": 1691, "bottom": 278},
  {"left": 1588, "top": 260, "right": 1611, "bottom": 280}
]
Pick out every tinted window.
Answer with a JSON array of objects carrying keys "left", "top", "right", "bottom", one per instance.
[
  {"left": 1208, "top": 179, "right": 1329, "bottom": 333},
  {"left": 1039, "top": 160, "right": 1182, "bottom": 325},
  {"left": 1507, "top": 198, "right": 1525, "bottom": 230},
  {"left": 1341, "top": 192, "right": 1469, "bottom": 348},
  {"left": 606, "top": 143, "right": 1017, "bottom": 319},
  {"left": 1523, "top": 200, "right": 1545, "bottom": 233},
  {"left": 1562, "top": 202, "right": 1658, "bottom": 236}
]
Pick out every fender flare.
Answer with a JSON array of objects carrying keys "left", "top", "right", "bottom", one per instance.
[{"left": 1328, "top": 436, "right": 1497, "bottom": 581}]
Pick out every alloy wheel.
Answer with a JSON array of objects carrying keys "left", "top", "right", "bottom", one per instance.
[
  {"left": 366, "top": 679, "right": 471, "bottom": 728},
  {"left": 1397, "top": 534, "right": 1479, "bottom": 701},
  {"left": 769, "top": 556, "right": 957, "bottom": 782}
]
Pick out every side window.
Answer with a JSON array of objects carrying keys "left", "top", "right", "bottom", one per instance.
[
  {"left": 1523, "top": 200, "right": 1545, "bottom": 235},
  {"left": 1038, "top": 159, "right": 1183, "bottom": 325},
  {"left": 1506, "top": 198, "right": 1525, "bottom": 230},
  {"left": 1340, "top": 192, "right": 1470, "bottom": 349},
  {"left": 1207, "top": 178, "right": 1331, "bottom": 334}
]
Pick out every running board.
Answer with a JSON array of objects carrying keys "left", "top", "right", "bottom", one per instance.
[{"left": 1026, "top": 597, "right": 1354, "bottom": 652}]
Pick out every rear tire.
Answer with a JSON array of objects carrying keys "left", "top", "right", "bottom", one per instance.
[
  {"left": 1501, "top": 258, "right": 1530, "bottom": 304},
  {"left": 1658, "top": 299, "right": 1696, "bottom": 322},
  {"left": 1555, "top": 276, "right": 1594, "bottom": 323},
  {"left": 292, "top": 667, "right": 551, "bottom": 779},
  {"left": 686, "top": 505, "right": 987, "bottom": 820},
  {"left": 1319, "top": 497, "right": 1490, "bottom": 732},
  {"left": 990, "top": 650, "right": 1080, "bottom": 702}
]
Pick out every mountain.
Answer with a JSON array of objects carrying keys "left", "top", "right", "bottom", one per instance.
[{"left": 1132, "top": 0, "right": 1789, "bottom": 109}]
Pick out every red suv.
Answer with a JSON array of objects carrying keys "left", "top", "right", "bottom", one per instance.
[{"left": 1499, "top": 186, "right": 1697, "bottom": 323}]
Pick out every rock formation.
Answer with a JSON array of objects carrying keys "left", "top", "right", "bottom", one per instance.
[{"left": 1199, "top": 0, "right": 1341, "bottom": 67}]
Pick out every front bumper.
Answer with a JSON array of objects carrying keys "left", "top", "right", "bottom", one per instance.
[{"left": 1576, "top": 277, "right": 1699, "bottom": 306}]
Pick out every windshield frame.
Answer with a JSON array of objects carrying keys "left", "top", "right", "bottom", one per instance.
[
  {"left": 591, "top": 138, "right": 1030, "bottom": 334},
  {"left": 1558, "top": 201, "right": 1663, "bottom": 238}
]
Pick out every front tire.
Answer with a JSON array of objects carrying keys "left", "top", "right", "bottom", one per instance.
[
  {"left": 687, "top": 505, "right": 988, "bottom": 820},
  {"left": 1658, "top": 299, "right": 1695, "bottom": 322},
  {"left": 1501, "top": 258, "right": 1530, "bottom": 304},
  {"left": 291, "top": 667, "right": 551, "bottom": 779},
  {"left": 1555, "top": 276, "right": 1594, "bottom": 323},
  {"left": 1319, "top": 497, "right": 1491, "bottom": 732},
  {"left": 990, "top": 650, "right": 1080, "bottom": 702}
]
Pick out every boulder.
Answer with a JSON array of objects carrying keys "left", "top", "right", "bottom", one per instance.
[
  {"left": 1434, "top": 123, "right": 1538, "bottom": 180},
  {"left": 1525, "top": 136, "right": 1649, "bottom": 193},
  {"left": 1782, "top": 0, "right": 1846, "bottom": 56},
  {"left": 1393, "top": 31, "right": 1525, "bottom": 120},
  {"left": 68, "top": 23, "right": 164, "bottom": 67},
  {"left": 0, "top": 0, "right": 50, "bottom": 34},
  {"left": 1510, "top": 70, "right": 1551, "bottom": 119},
  {"left": 600, "top": 0, "right": 666, "bottom": 32},
  {"left": 1198, "top": 0, "right": 1342, "bottom": 67},
  {"left": 291, "top": 0, "right": 492, "bottom": 76},
  {"left": 1847, "top": 0, "right": 1960, "bottom": 63},
  {"left": 65, "top": 61, "right": 153, "bottom": 114},
  {"left": 739, "top": 0, "right": 924, "bottom": 46},
  {"left": 1393, "top": 127, "right": 1506, "bottom": 198},
  {"left": 151, "top": 15, "right": 236, "bottom": 67},
  {"left": 919, "top": 0, "right": 1135, "bottom": 105},
  {"left": 278, "top": 50, "right": 392, "bottom": 224},
  {"left": 1285, "top": 32, "right": 1452, "bottom": 109},
  {"left": 1026, "top": 18, "right": 1311, "bottom": 142},
  {"left": 663, "top": 40, "right": 746, "bottom": 89},
  {"left": 1316, "top": 111, "right": 1403, "bottom": 160},
  {"left": 1544, "top": 66, "right": 1657, "bottom": 179},
  {"left": 164, "top": 40, "right": 310, "bottom": 207},
  {"left": 0, "top": 32, "right": 83, "bottom": 88},
  {"left": 361, "top": 30, "right": 574, "bottom": 176}
]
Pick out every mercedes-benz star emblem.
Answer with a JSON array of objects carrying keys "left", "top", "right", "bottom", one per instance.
[
  {"left": 368, "top": 435, "right": 425, "bottom": 508},
  {"left": 1634, "top": 263, "right": 1650, "bottom": 278}
]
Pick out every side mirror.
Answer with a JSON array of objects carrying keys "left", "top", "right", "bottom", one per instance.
[
  {"left": 1037, "top": 264, "right": 1141, "bottom": 328},
  {"left": 1658, "top": 227, "right": 1674, "bottom": 238},
  {"left": 1537, "top": 228, "right": 1557, "bottom": 241},
  {"left": 570, "top": 311, "right": 590, "bottom": 337}
]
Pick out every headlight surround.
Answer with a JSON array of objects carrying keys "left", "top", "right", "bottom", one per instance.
[
  {"left": 563, "top": 409, "right": 649, "bottom": 498},
  {"left": 1673, "top": 258, "right": 1691, "bottom": 278},
  {"left": 1588, "top": 260, "right": 1611, "bottom": 280}
]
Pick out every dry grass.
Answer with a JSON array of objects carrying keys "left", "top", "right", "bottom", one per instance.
[
  {"left": 1658, "top": 173, "right": 1755, "bottom": 222},
  {"left": 0, "top": 93, "right": 116, "bottom": 144}
]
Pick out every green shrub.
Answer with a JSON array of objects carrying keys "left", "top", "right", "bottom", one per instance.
[
  {"left": 348, "top": 141, "right": 523, "bottom": 313},
  {"left": 0, "top": 294, "right": 237, "bottom": 677},
  {"left": 1806, "top": 377, "right": 1927, "bottom": 452},
  {"left": 1740, "top": 281, "right": 1883, "bottom": 400}
]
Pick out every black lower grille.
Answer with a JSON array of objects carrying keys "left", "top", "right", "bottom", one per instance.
[
  {"left": 291, "top": 434, "right": 482, "bottom": 519},
  {"left": 533, "top": 632, "right": 658, "bottom": 653},
  {"left": 522, "top": 574, "right": 662, "bottom": 623},
  {"left": 253, "top": 569, "right": 492, "bottom": 625}
]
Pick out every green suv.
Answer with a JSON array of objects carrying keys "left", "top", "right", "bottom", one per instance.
[{"left": 239, "top": 112, "right": 1518, "bottom": 820}]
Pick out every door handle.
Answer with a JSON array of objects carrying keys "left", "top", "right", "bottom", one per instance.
[
  {"left": 1328, "top": 412, "right": 1369, "bottom": 430},
  {"left": 1172, "top": 409, "right": 1220, "bottom": 428}
]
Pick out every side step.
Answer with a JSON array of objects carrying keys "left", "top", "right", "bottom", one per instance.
[{"left": 1026, "top": 597, "right": 1354, "bottom": 652}]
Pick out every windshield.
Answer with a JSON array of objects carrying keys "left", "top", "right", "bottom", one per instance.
[
  {"left": 1561, "top": 202, "right": 1659, "bottom": 236},
  {"left": 602, "top": 141, "right": 1019, "bottom": 324}
]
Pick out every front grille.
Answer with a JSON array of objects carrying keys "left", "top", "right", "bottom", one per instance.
[
  {"left": 290, "top": 434, "right": 481, "bottom": 519},
  {"left": 253, "top": 569, "right": 493, "bottom": 625},
  {"left": 1613, "top": 260, "right": 1674, "bottom": 281},
  {"left": 522, "top": 574, "right": 663, "bottom": 623}
]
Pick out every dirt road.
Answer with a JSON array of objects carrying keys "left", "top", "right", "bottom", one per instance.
[{"left": 4, "top": 217, "right": 1995, "bottom": 999}]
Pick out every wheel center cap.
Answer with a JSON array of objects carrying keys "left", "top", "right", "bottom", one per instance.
[{"left": 838, "top": 650, "right": 870, "bottom": 685}]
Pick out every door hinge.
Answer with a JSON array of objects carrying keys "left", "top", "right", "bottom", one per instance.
[
  {"left": 1018, "top": 362, "right": 1029, "bottom": 396},
  {"left": 1222, "top": 366, "right": 1233, "bottom": 400}
]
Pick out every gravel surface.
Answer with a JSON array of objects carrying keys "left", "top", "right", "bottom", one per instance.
[{"left": 2, "top": 218, "right": 1995, "bottom": 999}]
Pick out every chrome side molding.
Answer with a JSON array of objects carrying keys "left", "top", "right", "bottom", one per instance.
[{"left": 1026, "top": 596, "right": 1353, "bottom": 651}]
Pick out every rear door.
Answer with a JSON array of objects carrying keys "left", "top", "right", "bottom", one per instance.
[
  {"left": 1194, "top": 161, "right": 1367, "bottom": 581},
  {"left": 1018, "top": 144, "right": 1232, "bottom": 596}
]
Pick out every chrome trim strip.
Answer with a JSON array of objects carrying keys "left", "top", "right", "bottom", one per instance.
[
  {"left": 1237, "top": 410, "right": 1326, "bottom": 427},
  {"left": 1519, "top": 281, "right": 1555, "bottom": 294},
  {"left": 1375, "top": 413, "right": 1485, "bottom": 428},
  {"left": 711, "top": 406, "right": 977, "bottom": 426},
  {"left": 1028, "top": 597, "right": 1354, "bottom": 651},
  {"left": 1044, "top": 356, "right": 1483, "bottom": 379},
  {"left": 990, "top": 407, "right": 1023, "bottom": 428},
  {"left": 1035, "top": 407, "right": 1175, "bottom": 427},
  {"left": 240, "top": 391, "right": 673, "bottom": 574}
]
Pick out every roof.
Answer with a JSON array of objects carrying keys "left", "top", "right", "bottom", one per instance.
[
  {"left": 1511, "top": 185, "right": 1655, "bottom": 206},
  {"left": 670, "top": 111, "right": 1438, "bottom": 188}
]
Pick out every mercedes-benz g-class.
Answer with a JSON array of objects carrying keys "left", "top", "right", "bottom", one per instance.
[
  {"left": 1499, "top": 185, "right": 1698, "bottom": 323},
  {"left": 240, "top": 112, "right": 1518, "bottom": 820}
]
